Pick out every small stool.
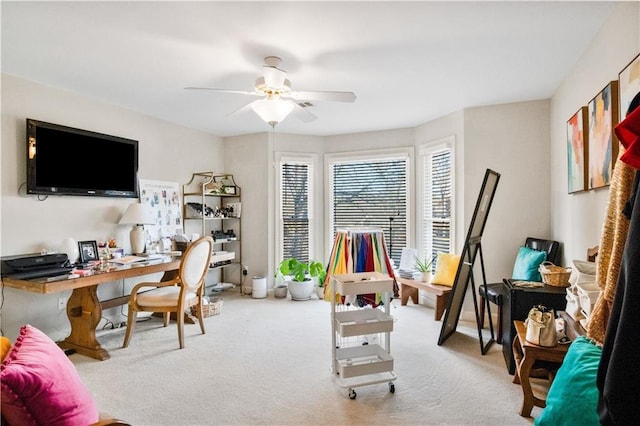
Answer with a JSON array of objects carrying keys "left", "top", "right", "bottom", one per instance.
[{"left": 478, "top": 282, "right": 504, "bottom": 344}]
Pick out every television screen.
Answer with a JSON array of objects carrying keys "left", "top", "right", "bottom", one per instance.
[{"left": 26, "top": 119, "right": 139, "bottom": 198}]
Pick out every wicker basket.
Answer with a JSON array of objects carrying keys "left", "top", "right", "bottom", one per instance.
[
  {"left": 538, "top": 261, "right": 572, "bottom": 287},
  {"left": 190, "top": 297, "right": 223, "bottom": 318}
]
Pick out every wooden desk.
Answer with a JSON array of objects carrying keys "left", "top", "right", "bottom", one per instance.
[
  {"left": 397, "top": 277, "right": 451, "bottom": 321},
  {"left": 512, "top": 320, "right": 569, "bottom": 417},
  {"left": 2, "top": 258, "right": 181, "bottom": 361}
]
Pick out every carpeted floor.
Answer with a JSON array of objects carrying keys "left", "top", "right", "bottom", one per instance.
[{"left": 72, "top": 291, "right": 536, "bottom": 425}]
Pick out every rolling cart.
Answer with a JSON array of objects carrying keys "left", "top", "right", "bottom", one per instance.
[{"left": 330, "top": 272, "right": 397, "bottom": 399}]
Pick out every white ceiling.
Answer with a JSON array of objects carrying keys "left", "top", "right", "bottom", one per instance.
[{"left": 1, "top": 1, "right": 615, "bottom": 137}]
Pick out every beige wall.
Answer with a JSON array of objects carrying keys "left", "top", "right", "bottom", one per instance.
[
  {"left": 551, "top": 2, "right": 640, "bottom": 263},
  {"left": 1, "top": 74, "right": 223, "bottom": 340}
]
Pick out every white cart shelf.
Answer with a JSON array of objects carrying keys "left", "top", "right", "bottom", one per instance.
[{"left": 330, "top": 272, "right": 397, "bottom": 399}]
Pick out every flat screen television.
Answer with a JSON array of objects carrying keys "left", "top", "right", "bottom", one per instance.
[{"left": 26, "top": 118, "right": 139, "bottom": 198}]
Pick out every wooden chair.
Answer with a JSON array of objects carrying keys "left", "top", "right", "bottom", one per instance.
[{"left": 122, "top": 236, "right": 214, "bottom": 349}]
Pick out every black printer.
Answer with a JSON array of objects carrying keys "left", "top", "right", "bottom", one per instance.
[{"left": 1, "top": 253, "right": 72, "bottom": 279}]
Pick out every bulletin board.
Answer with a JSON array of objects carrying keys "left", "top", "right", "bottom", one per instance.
[{"left": 139, "top": 179, "right": 183, "bottom": 244}]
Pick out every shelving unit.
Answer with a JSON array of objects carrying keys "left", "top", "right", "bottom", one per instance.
[
  {"left": 183, "top": 172, "right": 242, "bottom": 293},
  {"left": 330, "top": 272, "right": 397, "bottom": 400}
]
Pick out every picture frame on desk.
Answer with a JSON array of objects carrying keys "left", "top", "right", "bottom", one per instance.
[{"left": 78, "top": 240, "right": 99, "bottom": 263}]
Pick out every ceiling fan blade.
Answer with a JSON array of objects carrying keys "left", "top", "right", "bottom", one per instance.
[
  {"left": 290, "top": 102, "right": 318, "bottom": 123},
  {"left": 225, "top": 101, "right": 256, "bottom": 118},
  {"left": 287, "top": 90, "right": 356, "bottom": 103},
  {"left": 263, "top": 66, "right": 287, "bottom": 89},
  {"left": 185, "top": 87, "right": 260, "bottom": 96}
]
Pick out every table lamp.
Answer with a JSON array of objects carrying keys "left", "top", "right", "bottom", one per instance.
[{"left": 119, "top": 203, "right": 155, "bottom": 254}]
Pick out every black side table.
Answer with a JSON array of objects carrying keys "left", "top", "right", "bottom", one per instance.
[{"left": 501, "top": 278, "right": 567, "bottom": 374}]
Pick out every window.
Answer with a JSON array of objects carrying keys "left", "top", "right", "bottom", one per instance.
[
  {"left": 419, "top": 138, "right": 454, "bottom": 270},
  {"left": 327, "top": 150, "right": 410, "bottom": 265},
  {"left": 277, "top": 156, "right": 313, "bottom": 263}
]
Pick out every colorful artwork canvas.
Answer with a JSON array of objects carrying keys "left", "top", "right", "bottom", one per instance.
[
  {"left": 619, "top": 53, "right": 640, "bottom": 119},
  {"left": 567, "top": 107, "right": 588, "bottom": 193},
  {"left": 588, "top": 81, "right": 619, "bottom": 190}
]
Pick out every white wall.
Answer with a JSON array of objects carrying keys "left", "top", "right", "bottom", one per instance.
[
  {"left": 1, "top": 74, "right": 223, "bottom": 341},
  {"left": 551, "top": 2, "right": 640, "bottom": 263}
]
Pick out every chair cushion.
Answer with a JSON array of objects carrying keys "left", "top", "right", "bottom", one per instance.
[
  {"left": 0, "top": 324, "right": 99, "bottom": 426},
  {"left": 431, "top": 253, "right": 461, "bottom": 286},
  {"left": 137, "top": 286, "right": 197, "bottom": 307},
  {"left": 479, "top": 283, "right": 504, "bottom": 304},
  {"left": 512, "top": 246, "right": 547, "bottom": 281},
  {"left": 534, "top": 336, "right": 601, "bottom": 426}
]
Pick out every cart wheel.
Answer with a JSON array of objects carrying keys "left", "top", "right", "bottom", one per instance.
[
  {"left": 348, "top": 388, "right": 357, "bottom": 400},
  {"left": 389, "top": 383, "right": 395, "bottom": 393}
]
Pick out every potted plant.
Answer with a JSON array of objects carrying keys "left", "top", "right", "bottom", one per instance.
[
  {"left": 278, "top": 258, "right": 326, "bottom": 301},
  {"left": 415, "top": 254, "right": 435, "bottom": 283}
]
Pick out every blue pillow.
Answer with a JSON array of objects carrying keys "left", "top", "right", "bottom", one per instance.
[
  {"left": 512, "top": 246, "right": 547, "bottom": 281},
  {"left": 535, "top": 336, "right": 601, "bottom": 426}
]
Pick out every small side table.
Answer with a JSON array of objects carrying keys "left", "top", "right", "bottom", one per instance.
[{"left": 512, "top": 320, "right": 569, "bottom": 417}]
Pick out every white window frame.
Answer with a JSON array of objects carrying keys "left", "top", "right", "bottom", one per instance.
[{"left": 417, "top": 136, "right": 456, "bottom": 262}]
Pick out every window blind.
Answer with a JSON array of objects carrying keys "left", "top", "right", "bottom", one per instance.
[
  {"left": 330, "top": 159, "right": 407, "bottom": 264},
  {"left": 422, "top": 148, "right": 452, "bottom": 269},
  {"left": 281, "top": 162, "right": 310, "bottom": 263}
]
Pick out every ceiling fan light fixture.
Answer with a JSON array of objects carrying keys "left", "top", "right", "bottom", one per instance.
[{"left": 251, "top": 98, "right": 294, "bottom": 127}]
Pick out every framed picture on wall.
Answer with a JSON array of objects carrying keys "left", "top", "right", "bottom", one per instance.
[
  {"left": 588, "top": 81, "right": 619, "bottom": 190},
  {"left": 619, "top": 53, "right": 640, "bottom": 119},
  {"left": 567, "top": 106, "right": 589, "bottom": 193}
]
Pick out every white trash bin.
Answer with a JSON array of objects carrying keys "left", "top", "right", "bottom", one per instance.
[{"left": 252, "top": 276, "right": 267, "bottom": 299}]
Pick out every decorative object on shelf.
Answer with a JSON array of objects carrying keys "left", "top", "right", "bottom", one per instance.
[
  {"left": 567, "top": 106, "right": 589, "bottom": 193},
  {"left": 119, "top": 202, "right": 155, "bottom": 254},
  {"left": 588, "top": 81, "right": 619, "bottom": 190},
  {"left": 538, "top": 261, "right": 572, "bottom": 287},
  {"left": 278, "top": 258, "right": 326, "bottom": 301},
  {"left": 59, "top": 237, "right": 79, "bottom": 264},
  {"left": 78, "top": 240, "right": 99, "bottom": 264}
]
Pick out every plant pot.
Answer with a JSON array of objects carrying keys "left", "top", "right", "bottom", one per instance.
[
  {"left": 315, "top": 286, "right": 325, "bottom": 300},
  {"left": 274, "top": 285, "right": 288, "bottom": 299},
  {"left": 287, "top": 279, "right": 314, "bottom": 301},
  {"left": 420, "top": 272, "right": 432, "bottom": 283}
]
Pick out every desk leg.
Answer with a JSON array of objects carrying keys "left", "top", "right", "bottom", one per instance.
[{"left": 59, "top": 285, "right": 109, "bottom": 361}]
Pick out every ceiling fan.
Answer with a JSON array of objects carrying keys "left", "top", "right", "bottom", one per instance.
[{"left": 186, "top": 56, "right": 356, "bottom": 127}]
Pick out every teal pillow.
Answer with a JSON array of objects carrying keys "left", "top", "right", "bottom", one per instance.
[
  {"left": 535, "top": 336, "right": 601, "bottom": 426},
  {"left": 512, "top": 246, "right": 547, "bottom": 281}
]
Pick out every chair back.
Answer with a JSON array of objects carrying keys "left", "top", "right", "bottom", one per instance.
[
  {"left": 525, "top": 237, "right": 560, "bottom": 265},
  {"left": 179, "top": 236, "right": 214, "bottom": 292}
]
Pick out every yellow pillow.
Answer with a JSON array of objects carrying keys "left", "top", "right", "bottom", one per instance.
[
  {"left": 1, "top": 336, "right": 12, "bottom": 361},
  {"left": 432, "top": 253, "right": 461, "bottom": 286}
]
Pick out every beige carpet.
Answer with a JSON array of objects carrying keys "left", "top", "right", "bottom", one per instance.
[{"left": 72, "top": 292, "right": 536, "bottom": 425}]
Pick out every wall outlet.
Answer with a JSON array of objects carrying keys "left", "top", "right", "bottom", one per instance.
[{"left": 57, "top": 297, "right": 66, "bottom": 310}]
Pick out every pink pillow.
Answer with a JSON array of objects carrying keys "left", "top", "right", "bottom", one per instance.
[{"left": 0, "top": 325, "right": 99, "bottom": 426}]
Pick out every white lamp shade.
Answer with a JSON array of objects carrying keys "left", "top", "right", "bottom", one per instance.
[
  {"left": 252, "top": 98, "right": 294, "bottom": 126},
  {"left": 120, "top": 203, "right": 154, "bottom": 254},
  {"left": 119, "top": 203, "right": 155, "bottom": 225}
]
